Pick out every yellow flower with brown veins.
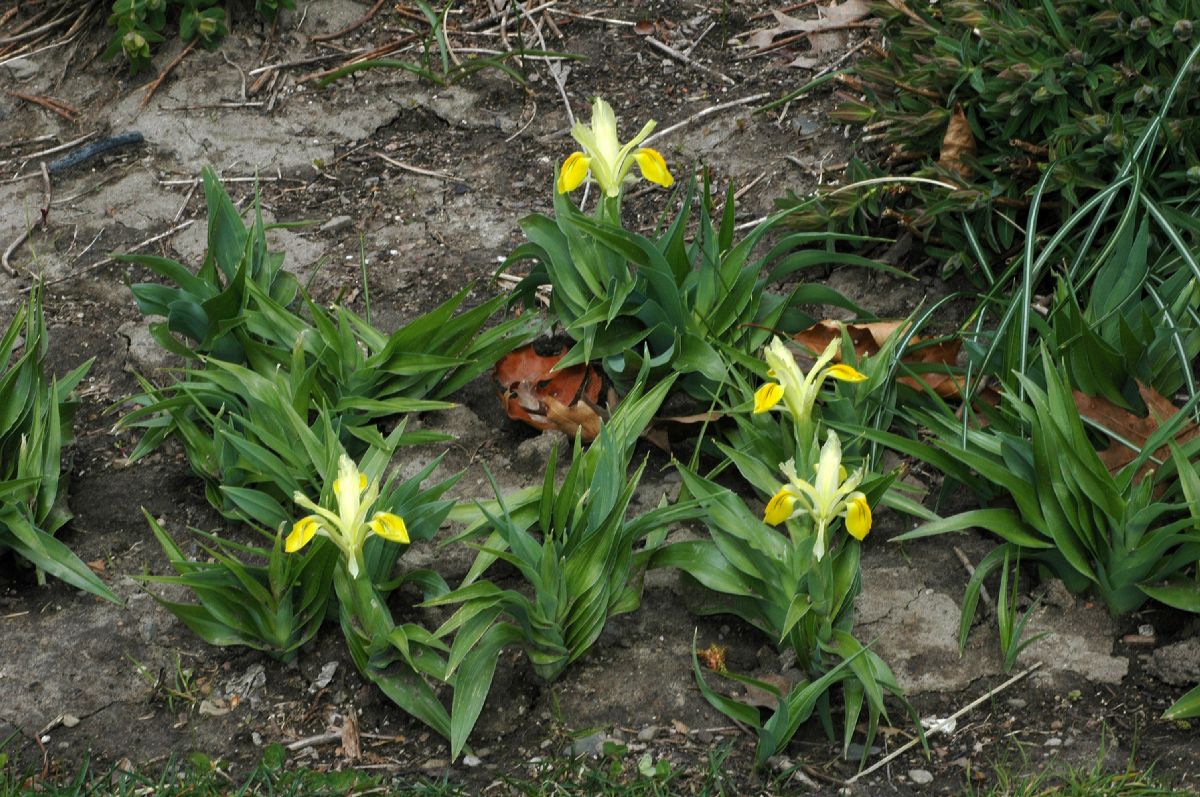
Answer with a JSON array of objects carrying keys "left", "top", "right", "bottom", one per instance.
[
  {"left": 557, "top": 97, "right": 674, "bottom": 196},
  {"left": 764, "top": 431, "right": 872, "bottom": 561},
  {"left": 753, "top": 336, "right": 867, "bottom": 422},
  {"left": 285, "top": 454, "right": 408, "bottom": 578}
]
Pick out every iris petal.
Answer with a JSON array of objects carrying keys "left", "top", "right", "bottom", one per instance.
[
  {"left": 764, "top": 489, "right": 797, "bottom": 525},
  {"left": 368, "top": 512, "right": 410, "bottom": 544},
  {"left": 633, "top": 148, "right": 673, "bottom": 188},
  {"left": 285, "top": 516, "right": 321, "bottom": 552},
  {"left": 557, "top": 152, "right": 591, "bottom": 193},
  {"left": 754, "top": 383, "right": 785, "bottom": 414},
  {"left": 845, "top": 494, "right": 872, "bottom": 540},
  {"left": 825, "top": 363, "right": 868, "bottom": 382}
]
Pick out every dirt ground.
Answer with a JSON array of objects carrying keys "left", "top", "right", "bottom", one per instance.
[{"left": 1, "top": 2, "right": 1199, "bottom": 794}]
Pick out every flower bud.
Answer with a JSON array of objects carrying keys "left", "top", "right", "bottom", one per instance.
[
  {"left": 1104, "top": 131, "right": 1126, "bottom": 152},
  {"left": 1128, "top": 15, "right": 1152, "bottom": 38},
  {"left": 1186, "top": 165, "right": 1200, "bottom": 184},
  {"left": 1134, "top": 85, "right": 1157, "bottom": 105},
  {"left": 1174, "top": 19, "right": 1194, "bottom": 40},
  {"left": 1032, "top": 86, "right": 1052, "bottom": 104}
]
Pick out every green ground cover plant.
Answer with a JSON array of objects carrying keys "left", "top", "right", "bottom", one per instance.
[
  {"left": 106, "top": 0, "right": 293, "bottom": 75},
  {"left": 0, "top": 294, "right": 112, "bottom": 602},
  {"left": 778, "top": 2, "right": 1200, "bottom": 278}
]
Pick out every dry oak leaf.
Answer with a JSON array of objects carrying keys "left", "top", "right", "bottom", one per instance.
[
  {"left": 1072, "top": 383, "right": 1199, "bottom": 480},
  {"left": 793, "top": 319, "right": 980, "bottom": 400},
  {"left": 745, "top": 0, "right": 871, "bottom": 51},
  {"left": 494, "top": 344, "right": 604, "bottom": 439},
  {"left": 938, "top": 104, "right": 977, "bottom": 179}
]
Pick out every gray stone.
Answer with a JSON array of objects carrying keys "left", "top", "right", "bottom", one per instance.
[
  {"left": 1, "top": 57, "right": 39, "bottom": 81},
  {"left": 637, "top": 726, "right": 659, "bottom": 742},
  {"left": 321, "top": 215, "right": 354, "bottom": 233},
  {"left": 1045, "top": 737, "right": 1063, "bottom": 747},
  {"left": 565, "top": 731, "right": 608, "bottom": 758},
  {"left": 1147, "top": 637, "right": 1200, "bottom": 686},
  {"left": 461, "top": 754, "right": 481, "bottom": 767},
  {"left": 513, "top": 432, "right": 562, "bottom": 474},
  {"left": 908, "top": 769, "right": 934, "bottom": 785}
]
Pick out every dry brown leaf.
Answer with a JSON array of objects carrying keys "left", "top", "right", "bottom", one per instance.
[
  {"left": 792, "top": 319, "right": 999, "bottom": 403},
  {"left": 938, "top": 104, "right": 976, "bottom": 179},
  {"left": 543, "top": 395, "right": 604, "bottom": 441},
  {"left": 741, "top": 672, "right": 796, "bottom": 709},
  {"left": 1073, "top": 383, "right": 1199, "bottom": 480},
  {"left": 340, "top": 714, "right": 361, "bottom": 761},
  {"left": 746, "top": 0, "right": 871, "bottom": 51},
  {"left": 495, "top": 345, "right": 604, "bottom": 439}
]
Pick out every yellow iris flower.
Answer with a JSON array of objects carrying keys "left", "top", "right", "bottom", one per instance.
[
  {"left": 557, "top": 97, "right": 674, "bottom": 196},
  {"left": 285, "top": 454, "right": 409, "bottom": 578},
  {"left": 763, "top": 431, "right": 872, "bottom": 560},
  {"left": 753, "top": 336, "right": 867, "bottom": 422}
]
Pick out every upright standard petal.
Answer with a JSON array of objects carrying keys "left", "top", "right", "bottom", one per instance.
[
  {"left": 633, "top": 148, "right": 674, "bottom": 188},
  {"left": 285, "top": 516, "right": 321, "bottom": 553},
  {"left": 369, "top": 512, "right": 410, "bottom": 544}
]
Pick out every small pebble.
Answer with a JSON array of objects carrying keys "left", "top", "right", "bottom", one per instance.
[
  {"left": 908, "top": 768, "right": 934, "bottom": 785},
  {"left": 61, "top": 714, "right": 80, "bottom": 728},
  {"left": 1007, "top": 698, "right": 1027, "bottom": 709},
  {"left": 462, "top": 754, "right": 482, "bottom": 768},
  {"left": 1045, "top": 737, "right": 1063, "bottom": 747},
  {"left": 637, "top": 726, "right": 659, "bottom": 742},
  {"left": 321, "top": 215, "right": 354, "bottom": 233}
]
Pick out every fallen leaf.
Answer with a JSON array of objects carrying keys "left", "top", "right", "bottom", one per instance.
[
  {"left": 341, "top": 714, "right": 361, "bottom": 761},
  {"left": 543, "top": 395, "right": 604, "bottom": 441},
  {"left": 495, "top": 345, "right": 604, "bottom": 439},
  {"left": 746, "top": 0, "right": 871, "bottom": 52},
  {"left": 86, "top": 559, "right": 106, "bottom": 574},
  {"left": 671, "top": 719, "right": 691, "bottom": 735},
  {"left": 793, "top": 320, "right": 1001, "bottom": 405},
  {"left": 938, "top": 104, "right": 976, "bottom": 179},
  {"left": 742, "top": 672, "right": 796, "bottom": 709},
  {"left": 1073, "top": 383, "right": 1199, "bottom": 480}
]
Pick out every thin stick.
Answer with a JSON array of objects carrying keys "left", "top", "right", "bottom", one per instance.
[
  {"left": 954, "top": 546, "right": 995, "bottom": 613},
  {"left": 311, "top": 0, "right": 386, "bottom": 42},
  {"left": 286, "top": 731, "right": 341, "bottom": 751},
  {"left": 643, "top": 93, "right": 770, "bottom": 146},
  {"left": 516, "top": 1, "right": 572, "bottom": 126},
  {"left": 140, "top": 39, "right": 196, "bottom": 110},
  {"left": 6, "top": 90, "right": 80, "bottom": 122},
  {"left": 1, "top": 228, "right": 27, "bottom": 276},
  {"left": 371, "top": 152, "right": 460, "bottom": 182},
  {"left": 846, "top": 662, "right": 1043, "bottom": 784},
  {"left": 643, "top": 35, "right": 735, "bottom": 85},
  {"left": 0, "top": 131, "right": 95, "bottom": 169},
  {"left": 21, "top": 219, "right": 195, "bottom": 292},
  {"left": 545, "top": 8, "right": 635, "bottom": 26}
]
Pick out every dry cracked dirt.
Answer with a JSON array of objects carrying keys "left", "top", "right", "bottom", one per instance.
[{"left": 1, "top": 2, "right": 1199, "bottom": 794}]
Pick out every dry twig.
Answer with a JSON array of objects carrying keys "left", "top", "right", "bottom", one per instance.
[
  {"left": 140, "top": 39, "right": 197, "bottom": 110},
  {"left": 847, "top": 662, "right": 1044, "bottom": 784},
  {"left": 311, "top": 0, "right": 387, "bottom": 42},
  {"left": 643, "top": 35, "right": 735, "bottom": 85}
]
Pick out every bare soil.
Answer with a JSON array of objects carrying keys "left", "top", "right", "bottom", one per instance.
[{"left": 1, "top": 3, "right": 1198, "bottom": 794}]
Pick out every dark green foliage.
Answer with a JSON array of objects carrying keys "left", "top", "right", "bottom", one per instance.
[
  {"left": 0, "top": 295, "right": 112, "bottom": 602},
  {"left": 783, "top": 0, "right": 1200, "bottom": 276},
  {"left": 105, "top": 0, "right": 294, "bottom": 75}
]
